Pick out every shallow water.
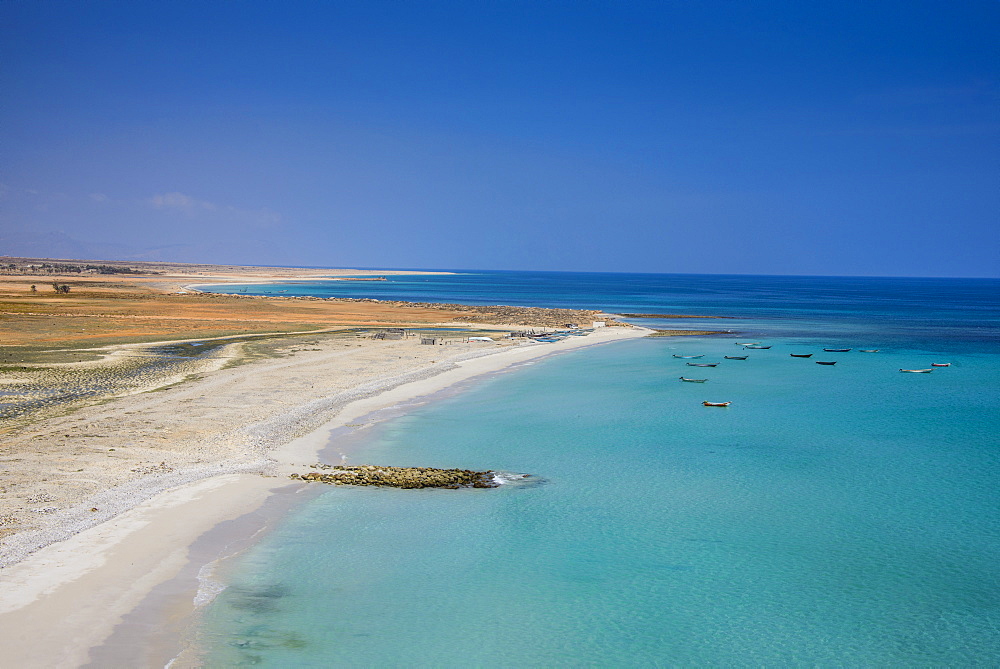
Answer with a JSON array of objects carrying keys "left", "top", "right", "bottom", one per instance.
[
  {"left": 193, "top": 273, "right": 1000, "bottom": 666},
  {"left": 198, "top": 272, "right": 1000, "bottom": 353}
]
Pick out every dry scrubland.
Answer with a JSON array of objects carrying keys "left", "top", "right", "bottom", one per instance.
[
  {"left": 0, "top": 258, "right": 614, "bottom": 353},
  {"left": 0, "top": 258, "right": 655, "bottom": 564}
]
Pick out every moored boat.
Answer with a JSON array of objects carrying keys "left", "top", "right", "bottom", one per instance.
[
  {"left": 724, "top": 355, "right": 747, "bottom": 360},
  {"left": 744, "top": 345, "right": 771, "bottom": 349},
  {"left": 815, "top": 361, "right": 837, "bottom": 365},
  {"left": 859, "top": 349, "right": 879, "bottom": 353},
  {"left": 931, "top": 363, "right": 951, "bottom": 367},
  {"left": 687, "top": 363, "right": 718, "bottom": 367},
  {"left": 900, "top": 368, "right": 933, "bottom": 373},
  {"left": 679, "top": 377, "right": 707, "bottom": 383},
  {"left": 703, "top": 401, "right": 731, "bottom": 407},
  {"left": 790, "top": 353, "right": 812, "bottom": 358},
  {"left": 736, "top": 342, "right": 759, "bottom": 345},
  {"left": 823, "top": 348, "right": 851, "bottom": 352},
  {"left": 672, "top": 355, "right": 704, "bottom": 359}
]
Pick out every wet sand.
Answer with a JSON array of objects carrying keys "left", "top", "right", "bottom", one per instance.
[
  {"left": 0, "top": 323, "right": 646, "bottom": 667},
  {"left": 0, "top": 259, "right": 626, "bottom": 554}
]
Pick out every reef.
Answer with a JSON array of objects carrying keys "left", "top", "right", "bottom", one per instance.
[{"left": 290, "top": 464, "right": 500, "bottom": 489}]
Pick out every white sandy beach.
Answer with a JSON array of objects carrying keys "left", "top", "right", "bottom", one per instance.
[{"left": 0, "top": 323, "right": 645, "bottom": 667}]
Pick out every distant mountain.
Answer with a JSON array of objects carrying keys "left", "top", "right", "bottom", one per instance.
[
  {"left": 0, "top": 229, "right": 135, "bottom": 262},
  {"left": 0, "top": 229, "right": 293, "bottom": 266}
]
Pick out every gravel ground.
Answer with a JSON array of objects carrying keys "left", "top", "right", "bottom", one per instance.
[{"left": 0, "top": 331, "right": 543, "bottom": 567}]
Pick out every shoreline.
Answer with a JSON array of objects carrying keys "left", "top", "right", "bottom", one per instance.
[
  {"left": 178, "top": 274, "right": 448, "bottom": 293},
  {"left": 0, "top": 324, "right": 648, "bottom": 667}
]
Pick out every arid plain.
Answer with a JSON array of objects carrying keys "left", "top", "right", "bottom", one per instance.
[{"left": 0, "top": 258, "right": 732, "bottom": 666}]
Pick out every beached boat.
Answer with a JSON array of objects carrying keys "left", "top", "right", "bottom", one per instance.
[
  {"left": 900, "top": 368, "right": 933, "bottom": 373},
  {"left": 744, "top": 345, "right": 771, "bottom": 349},
  {"left": 724, "top": 355, "right": 747, "bottom": 360},
  {"left": 859, "top": 349, "right": 879, "bottom": 353},
  {"left": 790, "top": 353, "right": 812, "bottom": 358},
  {"left": 672, "top": 355, "right": 704, "bottom": 359},
  {"left": 931, "top": 363, "right": 951, "bottom": 367},
  {"left": 703, "top": 401, "right": 731, "bottom": 407},
  {"left": 815, "top": 361, "right": 837, "bottom": 365},
  {"left": 679, "top": 377, "right": 707, "bottom": 383},
  {"left": 687, "top": 363, "right": 718, "bottom": 367},
  {"left": 823, "top": 348, "right": 851, "bottom": 352}
]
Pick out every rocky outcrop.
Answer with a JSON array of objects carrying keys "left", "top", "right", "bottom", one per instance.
[
  {"left": 646, "top": 329, "right": 727, "bottom": 337},
  {"left": 290, "top": 464, "right": 499, "bottom": 489}
]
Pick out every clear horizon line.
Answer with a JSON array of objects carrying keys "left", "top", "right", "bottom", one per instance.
[{"left": 1, "top": 255, "right": 997, "bottom": 281}]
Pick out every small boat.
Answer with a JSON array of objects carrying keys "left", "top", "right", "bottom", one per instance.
[
  {"left": 672, "top": 355, "right": 704, "bottom": 359},
  {"left": 724, "top": 355, "right": 747, "bottom": 360},
  {"left": 679, "top": 377, "right": 707, "bottom": 383},
  {"left": 931, "top": 363, "right": 950, "bottom": 367},
  {"left": 736, "top": 342, "right": 759, "bottom": 345},
  {"left": 744, "top": 345, "right": 771, "bottom": 349},
  {"left": 687, "top": 363, "right": 718, "bottom": 367},
  {"left": 900, "top": 368, "right": 933, "bottom": 373},
  {"left": 859, "top": 349, "right": 879, "bottom": 353},
  {"left": 823, "top": 348, "right": 851, "bottom": 352},
  {"left": 790, "top": 353, "right": 812, "bottom": 358},
  {"left": 703, "top": 401, "right": 731, "bottom": 407},
  {"left": 816, "top": 361, "right": 837, "bottom": 365}
]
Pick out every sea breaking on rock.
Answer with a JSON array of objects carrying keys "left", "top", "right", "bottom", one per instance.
[{"left": 290, "top": 464, "right": 503, "bottom": 489}]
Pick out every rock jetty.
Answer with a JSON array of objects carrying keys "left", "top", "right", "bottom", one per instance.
[{"left": 290, "top": 464, "right": 500, "bottom": 489}]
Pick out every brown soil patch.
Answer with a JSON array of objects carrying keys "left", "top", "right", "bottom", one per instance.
[{"left": 0, "top": 260, "right": 614, "bottom": 350}]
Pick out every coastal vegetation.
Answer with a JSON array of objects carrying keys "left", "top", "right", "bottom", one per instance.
[
  {"left": 0, "top": 259, "right": 626, "bottom": 429},
  {"left": 0, "top": 259, "right": 620, "bottom": 353},
  {"left": 0, "top": 258, "right": 649, "bottom": 563},
  {"left": 1, "top": 261, "right": 157, "bottom": 276}
]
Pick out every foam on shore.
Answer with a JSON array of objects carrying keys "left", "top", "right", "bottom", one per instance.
[{"left": 0, "top": 324, "right": 646, "bottom": 667}]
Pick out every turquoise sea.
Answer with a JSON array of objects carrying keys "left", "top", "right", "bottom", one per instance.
[{"left": 193, "top": 273, "right": 999, "bottom": 666}]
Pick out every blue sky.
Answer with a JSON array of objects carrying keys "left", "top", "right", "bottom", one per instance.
[{"left": 1, "top": 1, "right": 997, "bottom": 277}]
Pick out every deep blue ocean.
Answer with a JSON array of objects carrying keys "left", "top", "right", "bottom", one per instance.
[{"left": 193, "top": 272, "right": 999, "bottom": 666}]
